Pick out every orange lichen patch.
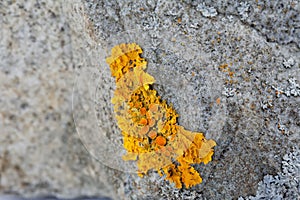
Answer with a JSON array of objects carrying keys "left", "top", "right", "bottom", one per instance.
[
  {"left": 106, "top": 43, "right": 147, "bottom": 81},
  {"left": 139, "top": 125, "right": 150, "bottom": 136},
  {"left": 201, "top": 150, "right": 215, "bottom": 164},
  {"left": 139, "top": 118, "right": 148, "bottom": 125},
  {"left": 106, "top": 43, "right": 217, "bottom": 189},
  {"left": 140, "top": 107, "right": 147, "bottom": 115},
  {"left": 178, "top": 163, "right": 202, "bottom": 188},
  {"left": 122, "top": 133, "right": 150, "bottom": 154},
  {"left": 148, "top": 130, "right": 157, "bottom": 139},
  {"left": 162, "top": 164, "right": 182, "bottom": 188},
  {"left": 149, "top": 103, "right": 158, "bottom": 112},
  {"left": 216, "top": 97, "right": 221, "bottom": 105},
  {"left": 156, "top": 136, "right": 167, "bottom": 146},
  {"left": 111, "top": 66, "right": 155, "bottom": 103},
  {"left": 148, "top": 118, "right": 156, "bottom": 127}
]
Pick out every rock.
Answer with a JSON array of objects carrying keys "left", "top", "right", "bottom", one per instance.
[{"left": 1, "top": 0, "right": 299, "bottom": 199}]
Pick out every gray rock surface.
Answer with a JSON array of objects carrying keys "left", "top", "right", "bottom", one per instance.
[
  {"left": 239, "top": 147, "right": 300, "bottom": 200},
  {"left": 1, "top": 0, "right": 299, "bottom": 199},
  {"left": 0, "top": 0, "right": 114, "bottom": 199}
]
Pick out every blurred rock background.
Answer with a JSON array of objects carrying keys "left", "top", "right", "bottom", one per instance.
[{"left": 0, "top": 0, "right": 299, "bottom": 199}]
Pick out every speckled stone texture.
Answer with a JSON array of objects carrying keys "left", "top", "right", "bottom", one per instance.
[
  {"left": 0, "top": 0, "right": 299, "bottom": 200},
  {"left": 0, "top": 0, "right": 115, "bottom": 199}
]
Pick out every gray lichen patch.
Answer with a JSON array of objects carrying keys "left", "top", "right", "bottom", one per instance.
[
  {"left": 197, "top": 0, "right": 300, "bottom": 47},
  {"left": 239, "top": 147, "right": 300, "bottom": 200}
]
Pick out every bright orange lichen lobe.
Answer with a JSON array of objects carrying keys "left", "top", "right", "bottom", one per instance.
[{"left": 106, "top": 43, "right": 216, "bottom": 189}]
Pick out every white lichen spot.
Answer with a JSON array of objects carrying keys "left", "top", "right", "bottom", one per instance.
[
  {"left": 285, "top": 78, "right": 300, "bottom": 97},
  {"left": 283, "top": 58, "right": 295, "bottom": 68},
  {"left": 227, "top": 15, "right": 234, "bottom": 22},
  {"left": 261, "top": 99, "right": 273, "bottom": 110},
  {"left": 272, "top": 78, "right": 300, "bottom": 97},
  {"left": 222, "top": 86, "right": 236, "bottom": 97},
  {"left": 237, "top": 2, "right": 250, "bottom": 20},
  {"left": 196, "top": 3, "right": 218, "bottom": 18},
  {"left": 271, "top": 85, "right": 284, "bottom": 98}
]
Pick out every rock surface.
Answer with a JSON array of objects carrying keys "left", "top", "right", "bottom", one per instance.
[{"left": 0, "top": 0, "right": 299, "bottom": 199}]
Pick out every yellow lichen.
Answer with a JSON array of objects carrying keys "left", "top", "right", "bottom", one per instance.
[{"left": 106, "top": 43, "right": 216, "bottom": 189}]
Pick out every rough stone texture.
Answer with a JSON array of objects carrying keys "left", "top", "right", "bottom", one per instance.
[
  {"left": 0, "top": 0, "right": 115, "bottom": 199},
  {"left": 199, "top": 0, "right": 300, "bottom": 47},
  {"left": 0, "top": 0, "right": 299, "bottom": 200},
  {"left": 239, "top": 147, "right": 300, "bottom": 200}
]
